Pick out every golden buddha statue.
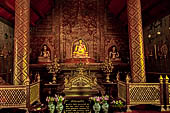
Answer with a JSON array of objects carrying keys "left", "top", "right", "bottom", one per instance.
[
  {"left": 73, "top": 39, "right": 89, "bottom": 58},
  {"left": 38, "top": 44, "right": 51, "bottom": 63}
]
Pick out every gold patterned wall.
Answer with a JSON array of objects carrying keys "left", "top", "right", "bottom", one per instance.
[
  {"left": 30, "top": 0, "right": 129, "bottom": 63},
  {"left": 104, "top": 10, "right": 129, "bottom": 60},
  {"left": 60, "top": 0, "right": 99, "bottom": 60}
]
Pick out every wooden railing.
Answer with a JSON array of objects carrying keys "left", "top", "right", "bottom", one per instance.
[
  {"left": 165, "top": 75, "right": 170, "bottom": 111},
  {"left": 0, "top": 73, "right": 40, "bottom": 112},
  {"left": 117, "top": 73, "right": 165, "bottom": 112}
]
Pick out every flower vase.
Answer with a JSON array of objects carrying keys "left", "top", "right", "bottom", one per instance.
[
  {"left": 48, "top": 102, "right": 55, "bottom": 113},
  {"left": 56, "top": 102, "right": 63, "bottom": 113},
  {"left": 93, "top": 102, "right": 101, "bottom": 113},
  {"left": 102, "top": 101, "right": 109, "bottom": 113}
]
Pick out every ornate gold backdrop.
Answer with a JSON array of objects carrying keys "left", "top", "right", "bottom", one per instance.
[
  {"left": 30, "top": 0, "right": 128, "bottom": 63},
  {"left": 60, "top": 0, "right": 99, "bottom": 60}
]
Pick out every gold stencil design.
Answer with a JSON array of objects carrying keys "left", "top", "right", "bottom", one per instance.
[
  {"left": 13, "top": 0, "right": 30, "bottom": 85},
  {"left": 127, "top": 0, "right": 146, "bottom": 82}
]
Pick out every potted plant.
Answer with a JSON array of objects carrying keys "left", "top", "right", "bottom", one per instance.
[
  {"left": 55, "top": 94, "right": 64, "bottom": 113},
  {"left": 111, "top": 99, "right": 124, "bottom": 112}
]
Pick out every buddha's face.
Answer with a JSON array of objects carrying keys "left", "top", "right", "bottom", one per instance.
[
  {"left": 79, "top": 40, "right": 82, "bottom": 44},
  {"left": 112, "top": 47, "right": 116, "bottom": 52},
  {"left": 43, "top": 45, "right": 47, "bottom": 50}
]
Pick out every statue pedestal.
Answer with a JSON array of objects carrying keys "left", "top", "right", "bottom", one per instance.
[
  {"left": 111, "top": 58, "right": 121, "bottom": 62},
  {"left": 38, "top": 57, "right": 52, "bottom": 64},
  {"left": 64, "top": 58, "right": 95, "bottom": 63},
  {"left": 64, "top": 87, "right": 99, "bottom": 98}
]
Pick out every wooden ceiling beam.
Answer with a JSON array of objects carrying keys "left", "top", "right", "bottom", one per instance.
[
  {"left": 53, "top": 0, "right": 56, "bottom": 7},
  {"left": 116, "top": 5, "right": 126, "bottom": 19},
  {"left": 143, "top": 1, "right": 170, "bottom": 26},
  {"left": 0, "top": 17, "right": 13, "bottom": 27},
  {"left": 142, "top": 0, "right": 162, "bottom": 15},
  {"left": 30, "top": 5, "right": 43, "bottom": 19},
  {"left": 0, "top": 3, "right": 14, "bottom": 16}
]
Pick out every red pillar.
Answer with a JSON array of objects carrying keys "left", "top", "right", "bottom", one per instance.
[
  {"left": 127, "top": 0, "right": 146, "bottom": 82},
  {"left": 13, "top": 0, "right": 30, "bottom": 85}
]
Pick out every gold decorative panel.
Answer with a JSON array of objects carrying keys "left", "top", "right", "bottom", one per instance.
[
  {"left": 129, "top": 84, "right": 160, "bottom": 104},
  {"left": 13, "top": 0, "right": 30, "bottom": 85},
  {"left": 0, "top": 82, "right": 40, "bottom": 109},
  {"left": 117, "top": 81, "right": 126, "bottom": 102},
  {"left": 64, "top": 67, "right": 97, "bottom": 89},
  {"left": 64, "top": 64, "right": 103, "bottom": 97},
  {"left": 168, "top": 84, "right": 170, "bottom": 104},
  {"left": 30, "top": 83, "right": 40, "bottom": 104},
  {"left": 0, "top": 87, "right": 27, "bottom": 108},
  {"left": 29, "top": 0, "right": 129, "bottom": 62},
  {"left": 117, "top": 76, "right": 164, "bottom": 111},
  {"left": 127, "top": 0, "right": 146, "bottom": 82},
  {"left": 60, "top": 0, "right": 99, "bottom": 59}
]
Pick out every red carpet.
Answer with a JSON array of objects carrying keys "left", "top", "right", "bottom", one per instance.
[
  {"left": 112, "top": 105, "right": 170, "bottom": 113},
  {"left": 118, "top": 111, "right": 170, "bottom": 113},
  {"left": 113, "top": 111, "right": 170, "bottom": 113}
]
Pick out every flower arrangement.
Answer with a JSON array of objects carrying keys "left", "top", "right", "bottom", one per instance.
[
  {"left": 46, "top": 96, "right": 55, "bottom": 113},
  {"left": 101, "top": 95, "right": 109, "bottom": 103},
  {"left": 54, "top": 95, "right": 65, "bottom": 103},
  {"left": 46, "top": 95, "right": 64, "bottom": 113},
  {"left": 111, "top": 99, "right": 124, "bottom": 108},
  {"left": 89, "top": 96, "right": 102, "bottom": 103},
  {"left": 46, "top": 96, "right": 55, "bottom": 104}
]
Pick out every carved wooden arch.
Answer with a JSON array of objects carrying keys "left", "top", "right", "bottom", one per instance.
[{"left": 71, "top": 75, "right": 93, "bottom": 88}]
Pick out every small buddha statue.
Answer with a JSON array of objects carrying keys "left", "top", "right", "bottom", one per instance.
[
  {"left": 1, "top": 45, "right": 9, "bottom": 58},
  {"left": 160, "top": 40, "right": 168, "bottom": 59},
  {"left": 73, "top": 39, "right": 89, "bottom": 58},
  {"left": 109, "top": 46, "right": 121, "bottom": 61},
  {"left": 0, "top": 77, "right": 8, "bottom": 85},
  {"left": 38, "top": 44, "right": 51, "bottom": 63}
]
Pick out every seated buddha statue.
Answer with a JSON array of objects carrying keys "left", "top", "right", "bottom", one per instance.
[
  {"left": 73, "top": 39, "right": 89, "bottom": 58},
  {"left": 109, "top": 46, "right": 121, "bottom": 61},
  {"left": 38, "top": 44, "right": 51, "bottom": 63}
]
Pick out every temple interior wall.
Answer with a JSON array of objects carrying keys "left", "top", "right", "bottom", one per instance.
[{"left": 30, "top": 0, "right": 129, "bottom": 64}]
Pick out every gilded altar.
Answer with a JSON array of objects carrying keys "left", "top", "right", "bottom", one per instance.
[
  {"left": 63, "top": 62, "right": 104, "bottom": 98},
  {"left": 28, "top": 0, "right": 129, "bottom": 101}
]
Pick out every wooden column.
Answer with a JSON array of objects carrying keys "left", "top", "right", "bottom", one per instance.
[
  {"left": 13, "top": 0, "right": 30, "bottom": 85},
  {"left": 127, "top": 0, "right": 146, "bottom": 82}
]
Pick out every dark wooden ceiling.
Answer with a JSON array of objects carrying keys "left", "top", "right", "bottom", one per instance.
[
  {"left": 109, "top": 0, "right": 170, "bottom": 26},
  {"left": 0, "top": 0, "right": 170, "bottom": 26},
  {"left": 0, "top": 0, "right": 54, "bottom": 26}
]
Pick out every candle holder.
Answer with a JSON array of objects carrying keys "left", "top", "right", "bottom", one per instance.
[
  {"left": 101, "top": 58, "right": 114, "bottom": 83},
  {"left": 47, "top": 57, "right": 60, "bottom": 84}
]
